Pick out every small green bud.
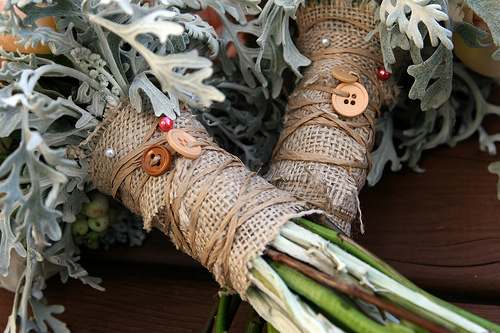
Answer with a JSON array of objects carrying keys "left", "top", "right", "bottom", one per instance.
[
  {"left": 88, "top": 215, "right": 110, "bottom": 232},
  {"left": 72, "top": 217, "right": 89, "bottom": 236},
  {"left": 81, "top": 192, "right": 110, "bottom": 218},
  {"left": 87, "top": 239, "right": 99, "bottom": 250}
]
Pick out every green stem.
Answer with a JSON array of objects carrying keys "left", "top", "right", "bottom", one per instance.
[
  {"left": 215, "top": 288, "right": 230, "bottom": 333},
  {"left": 245, "top": 305, "right": 264, "bottom": 333},
  {"left": 296, "top": 218, "right": 418, "bottom": 290},
  {"left": 201, "top": 296, "right": 219, "bottom": 333},
  {"left": 268, "top": 260, "right": 407, "bottom": 333},
  {"left": 296, "top": 218, "right": 500, "bottom": 333},
  {"left": 226, "top": 293, "right": 242, "bottom": 330}
]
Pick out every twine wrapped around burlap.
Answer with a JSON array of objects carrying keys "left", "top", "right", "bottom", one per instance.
[
  {"left": 265, "top": 1, "right": 399, "bottom": 235},
  {"left": 88, "top": 99, "right": 319, "bottom": 297}
]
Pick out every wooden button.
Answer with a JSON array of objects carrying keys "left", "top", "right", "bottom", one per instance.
[
  {"left": 332, "top": 82, "right": 369, "bottom": 117},
  {"left": 141, "top": 145, "right": 171, "bottom": 177},
  {"left": 331, "top": 66, "right": 359, "bottom": 83},
  {"left": 166, "top": 129, "right": 202, "bottom": 159}
]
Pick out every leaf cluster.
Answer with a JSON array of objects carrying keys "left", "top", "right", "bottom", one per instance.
[
  {"left": 368, "top": 64, "right": 500, "bottom": 186},
  {"left": 371, "top": 0, "right": 497, "bottom": 111},
  {"left": 0, "top": 0, "right": 239, "bottom": 331}
]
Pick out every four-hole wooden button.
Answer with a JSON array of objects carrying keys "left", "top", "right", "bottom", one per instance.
[
  {"left": 332, "top": 82, "right": 369, "bottom": 117},
  {"left": 141, "top": 145, "right": 172, "bottom": 176},
  {"left": 166, "top": 129, "right": 202, "bottom": 159}
]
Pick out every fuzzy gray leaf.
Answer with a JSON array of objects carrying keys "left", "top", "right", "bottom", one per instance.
[
  {"left": 29, "top": 299, "right": 69, "bottom": 333},
  {"left": 368, "top": 115, "right": 402, "bottom": 186},
  {"left": 464, "top": 0, "right": 500, "bottom": 59},
  {"left": 453, "top": 21, "right": 491, "bottom": 48},
  {"left": 407, "top": 44, "right": 453, "bottom": 110},
  {"left": 257, "top": 0, "right": 310, "bottom": 95},
  {"left": 129, "top": 72, "right": 180, "bottom": 118}
]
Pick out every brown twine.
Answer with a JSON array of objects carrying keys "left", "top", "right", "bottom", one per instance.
[
  {"left": 299, "top": 15, "right": 374, "bottom": 35},
  {"left": 110, "top": 119, "right": 161, "bottom": 210},
  {"left": 89, "top": 100, "right": 316, "bottom": 296},
  {"left": 271, "top": 1, "right": 386, "bottom": 176},
  {"left": 162, "top": 138, "right": 300, "bottom": 288},
  {"left": 265, "top": 0, "right": 399, "bottom": 234}
]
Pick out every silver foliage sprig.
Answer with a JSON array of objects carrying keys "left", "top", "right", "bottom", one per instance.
[
  {"left": 0, "top": 1, "right": 230, "bottom": 331},
  {"left": 368, "top": 64, "right": 499, "bottom": 185}
]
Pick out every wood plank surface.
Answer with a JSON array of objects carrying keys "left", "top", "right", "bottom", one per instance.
[
  {"left": 354, "top": 121, "right": 500, "bottom": 299},
  {"left": 1, "top": 234, "right": 499, "bottom": 332}
]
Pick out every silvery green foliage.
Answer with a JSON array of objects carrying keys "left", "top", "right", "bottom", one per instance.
[
  {"left": 368, "top": 64, "right": 499, "bottom": 185},
  {"left": 100, "top": 211, "right": 146, "bottom": 249},
  {"left": 371, "top": 1, "right": 499, "bottom": 111},
  {"left": 84, "top": 2, "right": 225, "bottom": 108},
  {"left": 369, "top": 0, "right": 454, "bottom": 110},
  {"left": 199, "top": 79, "right": 286, "bottom": 171},
  {"left": 0, "top": 1, "right": 228, "bottom": 331},
  {"left": 256, "top": 0, "right": 310, "bottom": 98},
  {"left": 463, "top": 0, "right": 500, "bottom": 60},
  {"left": 379, "top": 0, "right": 453, "bottom": 49},
  {"left": 160, "top": 0, "right": 261, "bottom": 23}
]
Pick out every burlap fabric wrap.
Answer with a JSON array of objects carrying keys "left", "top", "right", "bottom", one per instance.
[
  {"left": 88, "top": 100, "right": 318, "bottom": 297},
  {"left": 266, "top": 1, "right": 398, "bottom": 235}
]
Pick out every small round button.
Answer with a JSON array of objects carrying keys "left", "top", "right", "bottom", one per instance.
[
  {"left": 331, "top": 66, "right": 358, "bottom": 83},
  {"left": 141, "top": 145, "right": 172, "bottom": 177},
  {"left": 166, "top": 129, "right": 202, "bottom": 159},
  {"left": 332, "top": 82, "right": 369, "bottom": 117}
]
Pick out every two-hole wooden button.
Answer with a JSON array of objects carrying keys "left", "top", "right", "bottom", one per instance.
[
  {"left": 141, "top": 130, "right": 201, "bottom": 177},
  {"left": 166, "top": 129, "right": 202, "bottom": 159},
  {"left": 331, "top": 66, "right": 359, "bottom": 83},
  {"left": 141, "top": 145, "right": 172, "bottom": 177}
]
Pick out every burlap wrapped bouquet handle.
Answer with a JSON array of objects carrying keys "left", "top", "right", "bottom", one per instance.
[
  {"left": 88, "top": 100, "right": 319, "bottom": 297},
  {"left": 266, "top": 0, "right": 399, "bottom": 235}
]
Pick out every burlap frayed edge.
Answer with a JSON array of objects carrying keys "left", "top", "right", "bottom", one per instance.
[
  {"left": 240, "top": 208, "right": 333, "bottom": 299},
  {"left": 79, "top": 99, "right": 127, "bottom": 154}
]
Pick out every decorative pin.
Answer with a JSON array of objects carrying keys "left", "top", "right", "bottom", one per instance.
[
  {"left": 377, "top": 67, "right": 391, "bottom": 81},
  {"left": 104, "top": 148, "right": 116, "bottom": 158},
  {"left": 159, "top": 116, "right": 174, "bottom": 132},
  {"left": 321, "top": 38, "right": 331, "bottom": 47}
]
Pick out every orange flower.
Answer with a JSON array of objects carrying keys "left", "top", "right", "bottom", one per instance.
[{"left": 0, "top": 0, "right": 56, "bottom": 54}]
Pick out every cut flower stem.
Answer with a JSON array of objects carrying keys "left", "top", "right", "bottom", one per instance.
[{"left": 295, "top": 218, "right": 500, "bottom": 333}]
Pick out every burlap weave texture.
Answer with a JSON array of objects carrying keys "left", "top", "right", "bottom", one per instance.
[
  {"left": 266, "top": 1, "right": 398, "bottom": 235},
  {"left": 88, "top": 100, "right": 315, "bottom": 297}
]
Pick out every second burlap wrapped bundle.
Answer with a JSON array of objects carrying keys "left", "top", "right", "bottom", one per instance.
[
  {"left": 266, "top": 0, "right": 399, "bottom": 235},
  {"left": 88, "top": 100, "right": 320, "bottom": 297}
]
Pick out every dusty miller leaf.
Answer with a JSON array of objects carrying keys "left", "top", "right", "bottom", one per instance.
[
  {"left": 29, "top": 299, "right": 69, "bottom": 333},
  {"left": 257, "top": 0, "right": 310, "bottom": 96},
  {"left": 368, "top": 114, "right": 402, "bottom": 185},
  {"left": 379, "top": 0, "right": 452, "bottom": 49},
  {"left": 219, "top": 14, "right": 266, "bottom": 90},
  {"left": 463, "top": 0, "right": 500, "bottom": 60},
  {"left": 407, "top": 44, "right": 453, "bottom": 110},
  {"left": 176, "top": 11, "right": 219, "bottom": 58},
  {"left": 44, "top": 223, "right": 104, "bottom": 290},
  {"left": 161, "top": 0, "right": 261, "bottom": 23},
  {"left": 129, "top": 71, "right": 180, "bottom": 118},
  {"left": 88, "top": 8, "right": 225, "bottom": 106},
  {"left": 452, "top": 21, "right": 491, "bottom": 48}
]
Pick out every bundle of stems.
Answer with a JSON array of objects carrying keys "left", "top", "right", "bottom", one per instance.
[{"left": 208, "top": 218, "right": 500, "bottom": 333}]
